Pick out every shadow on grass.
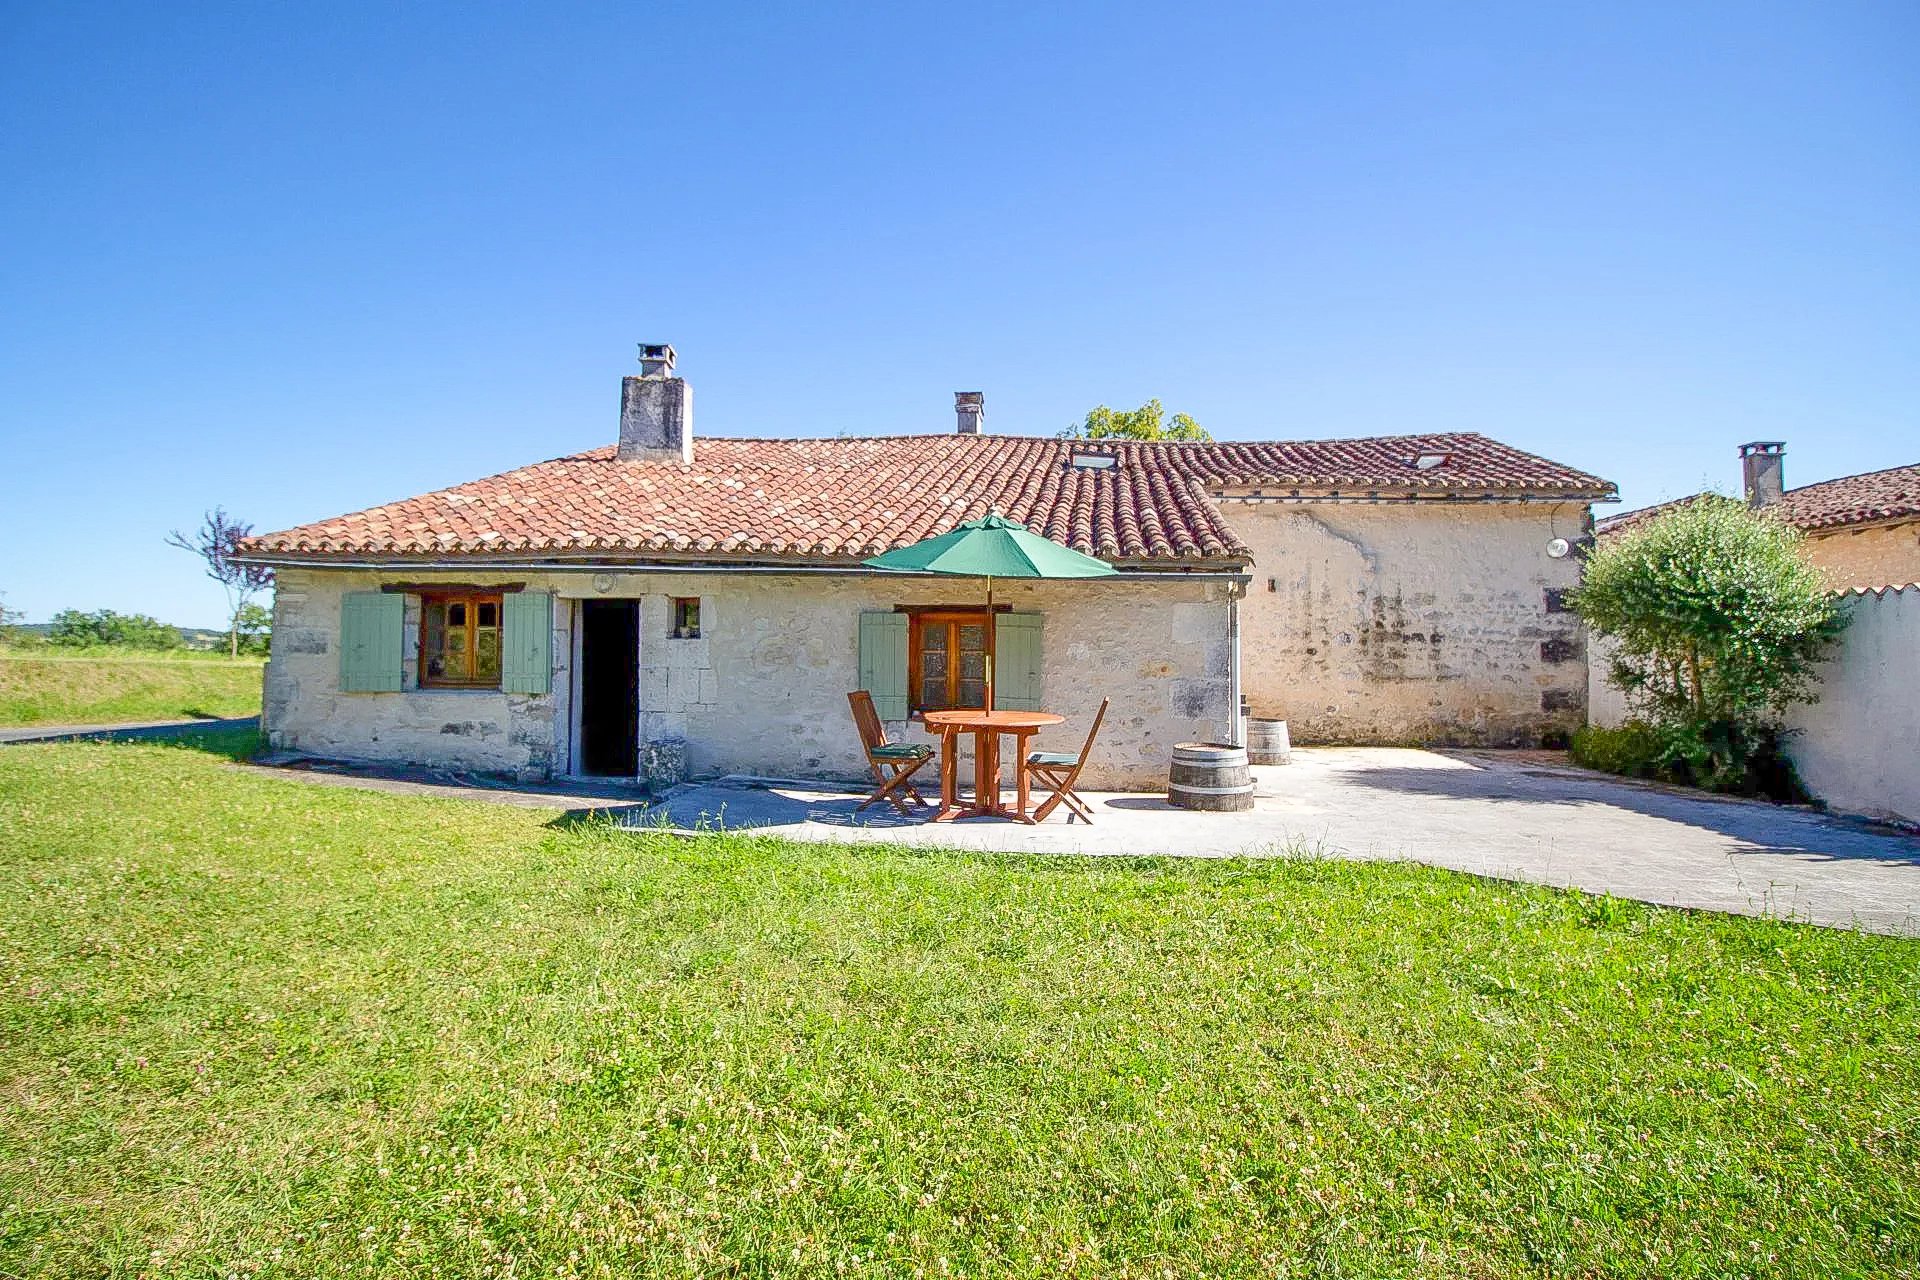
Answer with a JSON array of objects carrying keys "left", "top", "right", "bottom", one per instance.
[
  {"left": 134, "top": 724, "right": 264, "bottom": 762},
  {"left": 0, "top": 719, "right": 262, "bottom": 759}
]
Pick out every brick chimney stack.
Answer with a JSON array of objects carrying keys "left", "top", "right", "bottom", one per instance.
[
  {"left": 955, "top": 391, "right": 984, "bottom": 435},
  {"left": 619, "top": 344, "right": 693, "bottom": 464},
  {"left": 1740, "top": 441, "right": 1785, "bottom": 508}
]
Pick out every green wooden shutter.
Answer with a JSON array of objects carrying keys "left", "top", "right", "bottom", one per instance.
[
  {"left": 994, "top": 611, "right": 1043, "bottom": 711},
  {"left": 339, "top": 591, "right": 403, "bottom": 692},
  {"left": 858, "top": 610, "right": 910, "bottom": 720},
  {"left": 502, "top": 591, "right": 552, "bottom": 694}
]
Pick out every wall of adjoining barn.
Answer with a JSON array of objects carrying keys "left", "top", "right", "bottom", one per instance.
[
  {"left": 262, "top": 568, "right": 1237, "bottom": 790},
  {"left": 1225, "top": 501, "right": 1590, "bottom": 746},
  {"left": 1802, "top": 520, "right": 1920, "bottom": 591},
  {"left": 1784, "top": 585, "right": 1920, "bottom": 823}
]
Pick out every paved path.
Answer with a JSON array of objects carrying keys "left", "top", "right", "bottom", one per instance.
[
  {"left": 0, "top": 716, "right": 259, "bottom": 745},
  {"left": 626, "top": 749, "right": 1920, "bottom": 935}
]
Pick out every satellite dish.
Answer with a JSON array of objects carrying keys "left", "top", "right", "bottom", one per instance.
[{"left": 1546, "top": 537, "right": 1572, "bottom": 559}]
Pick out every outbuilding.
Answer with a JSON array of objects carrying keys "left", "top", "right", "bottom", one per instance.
[{"left": 239, "top": 347, "right": 1613, "bottom": 789}]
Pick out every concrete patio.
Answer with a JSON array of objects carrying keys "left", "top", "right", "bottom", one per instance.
[{"left": 627, "top": 747, "right": 1920, "bottom": 935}]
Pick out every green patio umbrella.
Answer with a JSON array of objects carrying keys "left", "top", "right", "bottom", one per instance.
[{"left": 863, "top": 512, "right": 1116, "bottom": 710}]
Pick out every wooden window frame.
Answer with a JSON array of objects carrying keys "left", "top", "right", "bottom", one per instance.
[
  {"left": 418, "top": 591, "right": 505, "bottom": 688},
  {"left": 907, "top": 608, "right": 993, "bottom": 716},
  {"left": 671, "top": 596, "right": 701, "bottom": 639}
]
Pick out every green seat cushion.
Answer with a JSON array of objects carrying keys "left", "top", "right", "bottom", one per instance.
[
  {"left": 871, "top": 743, "right": 933, "bottom": 760},
  {"left": 1027, "top": 750, "right": 1079, "bottom": 767}
]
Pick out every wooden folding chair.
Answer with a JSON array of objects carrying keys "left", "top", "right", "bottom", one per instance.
[
  {"left": 848, "top": 691, "right": 935, "bottom": 815},
  {"left": 1026, "top": 698, "right": 1109, "bottom": 824}
]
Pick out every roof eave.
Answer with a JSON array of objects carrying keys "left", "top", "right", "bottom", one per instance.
[{"left": 235, "top": 547, "right": 1251, "bottom": 575}]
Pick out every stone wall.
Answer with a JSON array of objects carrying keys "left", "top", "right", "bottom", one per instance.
[
  {"left": 1224, "top": 501, "right": 1589, "bottom": 745},
  {"left": 1803, "top": 519, "right": 1920, "bottom": 590},
  {"left": 264, "top": 567, "right": 1237, "bottom": 790},
  {"left": 263, "top": 569, "right": 563, "bottom": 778}
]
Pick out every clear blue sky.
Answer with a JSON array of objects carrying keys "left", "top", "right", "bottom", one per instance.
[{"left": 3, "top": 2, "right": 1914, "bottom": 627}]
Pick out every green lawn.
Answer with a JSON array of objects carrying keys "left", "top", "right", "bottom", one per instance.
[
  {"left": 0, "top": 647, "right": 262, "bottom": 725},
  {"left": 1, "top": 732, "right": 1916, "bottom": 1277}
]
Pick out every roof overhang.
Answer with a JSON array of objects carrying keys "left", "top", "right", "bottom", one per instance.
[{"left": 233, "top": 550, "right": 1252, "bottom": 579}]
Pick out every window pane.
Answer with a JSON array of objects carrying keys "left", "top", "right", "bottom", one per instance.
[
  {"left": 958, "top": 622, "right": 987, "bottom": 652},
  {"left": 958, "top": 679, "right": 985, "bottom": 708},
  {"left": 475, "top": 627, "right": 500, "bottom": 680},
  {"left": 919, "top": 675, "right": 950, "bottom": 709},
  {"left": 424, "top": 602, "right": 448, "bottom": 680},
  {"left": 449, "top": 602, "right": 467, "bottom": 627},
  {"left": 477, "top": 601, "right": 497, "bottom": 627}
]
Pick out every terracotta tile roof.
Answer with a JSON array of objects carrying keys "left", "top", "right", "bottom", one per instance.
[
  {"left": 243, "top": 432, "right": 1614, "bottom": 566},
  {"left": 1597, "top": 462, "right": 1920, "bottom": 537},
  {"left": 1594, "top": 493, "right": 1710, "bottom": 536},
  {"left": 1772, "top": 462, "right": 1920, "bottom": 531}
]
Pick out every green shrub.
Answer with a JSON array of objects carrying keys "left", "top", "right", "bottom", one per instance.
[
  {"left": 1569, "top": 721, "right": 1665, "bottom": 778},
  {"left": 1571, "top": 718, "right": 1809, "bottom": 802},
  {"left": 1572, "top": 499, "right": 1843, "bottom": 801}
]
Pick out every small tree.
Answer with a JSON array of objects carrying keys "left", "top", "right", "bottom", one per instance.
[
  {"left": 1066, "top": 400, "right": 1212, "bottom": 442},
  {"left": 166, "top": 508, "right": 274, "bottom": 659},
  {"left": 1571, "top": 497, "right": 1846, "bottom": 791},
  {"left": 0, "top": 592, "right": 23, "bottom": 644},
  {"left": 233, "top": 601, "right": 272, "bottom": 655}
]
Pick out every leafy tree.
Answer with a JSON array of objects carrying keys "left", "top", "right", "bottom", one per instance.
[
  {"left": 167, "top": 508, "right": 274, "bottom": 659},
  {"left": 234, "top": 601, "right": 272, "bottom": 655},
  {"left": 1570, "top": 497, "right": 1845, "bottom": 793},
  {"left": 1066, "top": 400, "right": 1212, "bottom": 442},
  {"left": 48, "top": 608, "right": 186, "bottom": 651},
  {"left": 0, "top": 591, "right": 22, "bottom": 633}
]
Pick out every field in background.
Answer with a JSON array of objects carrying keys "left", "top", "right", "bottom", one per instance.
[
  {"left": 1, "top": 729, "right": 1915, "bottom": 1277},
  {"left": 0, "top": 646, "right": 262, "bottom": 725}
]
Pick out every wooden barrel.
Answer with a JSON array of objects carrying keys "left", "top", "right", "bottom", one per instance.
[
  {"left": 1247, "top": 718, "right": 1291, "bottom": 765},
  {"left": 1168, "top": 742, "right": 1255, "bottom": 811}
]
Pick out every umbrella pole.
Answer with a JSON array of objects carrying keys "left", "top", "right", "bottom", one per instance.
[{"left": 984, "top": 576, "right": 994, "bottom": 712}]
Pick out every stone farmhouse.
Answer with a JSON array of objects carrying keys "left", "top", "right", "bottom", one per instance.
[
  {"left": 1598, "top": 442, "right": 1920, "bottom": 589},
  {"left": 237, "top": 347, "right": 1614, "bottom": 789}
]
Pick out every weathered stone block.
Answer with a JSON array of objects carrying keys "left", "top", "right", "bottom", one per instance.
[
  {"left": 1169, "top": 676, "right": 1228, "bottom": 721},
  {"left": 640, "top": 665, "right": 669, "bottom": 711},
  {"left": 1539, "top": 635, "right": 1583, "bottom": 664},
  {"left": 279, "top": 629, "right": 329, "bottom": 655},
  {"left": 641, "top": 739, "right": 688, "bottom": 790},
  {"left": 1540, "top": 687, "right": 1583, "bottom": 712},
  {"left": 1170, "top": 602, "right": 1218, "bottom": 645}
]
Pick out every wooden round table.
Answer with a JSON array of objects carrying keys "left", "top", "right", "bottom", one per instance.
[{"left": 922, "top": 709, "right": 1066, "bottom": 823}]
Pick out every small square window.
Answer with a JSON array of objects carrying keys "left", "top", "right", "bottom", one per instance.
[
  {"left": 420, "top": 592, "right": 503, "bottom": 687},
  {"left": 672, "top": 597, "right": 701, "bottom": 639}
]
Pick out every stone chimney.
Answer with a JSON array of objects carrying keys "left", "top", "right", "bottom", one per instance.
[
  {"left": 618, "top": 343, "right": 692, "bottom": 464},
  {"left": 955, "top": 391, "right": 984, "bottom": 435},
  {"left": 1740, "top": 441, "right": 1785, "bottom": 508}
]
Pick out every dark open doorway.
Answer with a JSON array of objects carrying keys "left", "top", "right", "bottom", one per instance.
[{"left": 579, "top": 600, "right": 639, "bottom": 776}]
